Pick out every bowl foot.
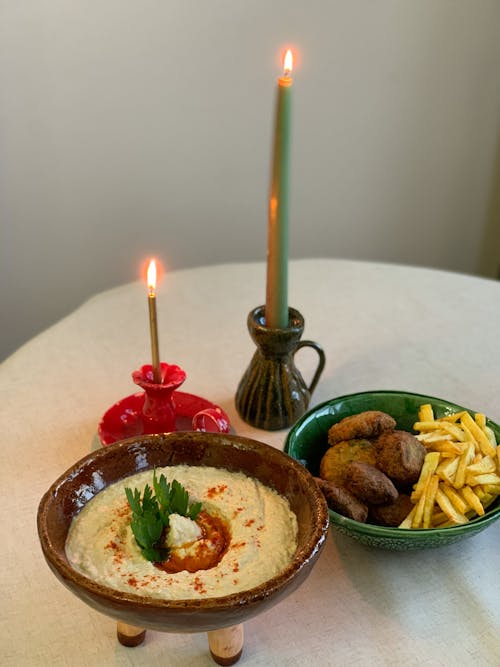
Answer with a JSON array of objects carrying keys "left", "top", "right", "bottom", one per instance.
[
  {"left": 116, "top": 621, "right": 146, "bottom": 647},
  {"left": 207, "top": 624, "right": 244, "bottom": 665}
]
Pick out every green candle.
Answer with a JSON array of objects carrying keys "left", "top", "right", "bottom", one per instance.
[{"left": 265, "top": 49, "right": 293, "bottom": 329}]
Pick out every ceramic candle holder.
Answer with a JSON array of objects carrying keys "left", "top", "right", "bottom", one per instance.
[
  {"left": 132, "top": 362, "right": 187, "bottom": 434},
  {"left": 235, "top": 306, "right": 325, "bottom": 431},
  {"left": 98, "top": 363, "right": 230, "bottom": 445}
]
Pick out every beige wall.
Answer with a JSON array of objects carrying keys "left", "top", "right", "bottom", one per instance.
[
  {"left": 479, "top": 136, "right": 500, "bottom": 279},
  {"left": 1, "top": 1, "right": 500, "bottom": 360}
]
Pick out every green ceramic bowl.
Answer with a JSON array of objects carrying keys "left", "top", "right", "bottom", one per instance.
[{"left": 284, "top": 390, "right": 500, "bottom": 550}]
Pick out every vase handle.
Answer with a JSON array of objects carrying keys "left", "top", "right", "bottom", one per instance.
[{"left": 293, "top": 340, "right": 326, "bottom": 396}]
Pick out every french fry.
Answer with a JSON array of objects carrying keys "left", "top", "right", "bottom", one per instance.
[
  {"left": 418, "top": 404, "right": 434, "bottom": 422},
  {"left": 475, "top": 414, "right": 497, "bottom": 450},
  {"left": 435, "top": 487, "right": 468, "bottom": 524},
  {"left": 415, "top": 431, "right": 447, "bottom": 444},
  {"left": 460, "top": 422, "right": 480, "bottom": 454},
  {"left": 465, "top": 473, "right": 500, "bottom": 486},
  {"left": 483, "top": 484, "right": 500, "bottom": 495},
  {"left": 440, "top": 411, "right": 466, "bottom": 423},
  {"left": 411, "top": 451, "right": 441, "bottom": 502},
  {"left": 402, "top": 405, "right": 500, "bottom": 530},
  {"left": 460, "top": 486, "right": 485, "bottom": 516},
  {"left": 484, "top": 426, "right": 497, "bottom": 449},
  {"left": 441, "top": 483, "right": 467, "bottom": 514},
  {"left": 436, "top": 456, "right": 459, "bottom": 485},
  {"left": 413, "top": 421, "right": 438, "bottom": 432},
  {"left": 475, "top": 413, "right": 486, "bottom": 429},
  {"left": 419, "top": 437, "right": 448, "bottom": 448},
  {"left": 466, "top": 455, "right": 496, "bottom": 475},
  {"left": 412, "top": 485, "right": 428, "bottom": 528},
  {"left": 398, "top": 505, "right": 417, "bottom": 529},
  {"left": 413, "top": 421, "right": 466, "bottom": 441},
  {"left": 453, "top": 442, "right": 475, "bottom": 489},
  {"left": 427, "top": 440, "right": 463, "bottom": 456},
  {"left": 460, "top": 412, "right": 496, "bottom": 457},
  {"left": 422, "top": 475, "right": 439, "bottom": 528},
  {"left": 430, "top": 510, "right": 448, "bottom": 525}
]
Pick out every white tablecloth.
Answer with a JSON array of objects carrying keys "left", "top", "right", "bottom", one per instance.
[{"left": 2, "top": 259, "right": 499, "bottom": 666}]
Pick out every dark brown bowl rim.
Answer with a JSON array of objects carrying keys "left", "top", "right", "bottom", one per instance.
[{"left": 38, "top": 432, "right": 329, "bottom": 612}]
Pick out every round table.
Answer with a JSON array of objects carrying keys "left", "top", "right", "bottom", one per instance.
[{"left": 2, "top": 259, "right": 499, "bottom": 666}]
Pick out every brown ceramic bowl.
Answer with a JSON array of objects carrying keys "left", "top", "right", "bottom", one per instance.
[{"left": 37, "top": 431, "right": 329, "bottom": 633}]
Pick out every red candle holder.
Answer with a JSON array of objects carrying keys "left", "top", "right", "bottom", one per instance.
[
  {"left": 98, "top": 362, "right": 230, "bottom": 446},
  {"left": 132, "top": 363, "right": 187, "bottom": 434}
]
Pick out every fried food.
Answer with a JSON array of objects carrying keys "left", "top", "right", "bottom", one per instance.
[
  {"left": 343, "top": 461, "right": 398, "bottom": 505},
  {"left": 369, "top": 494, "right": 414, "bottom": 527},
  {"left": 318, "top": 403, "right": 499, "bottom": 529},
  {"left": 319, "top": 439, "right": 377, "bottom": 486},
  {"left": 314, "top": 478, "right": 368, "bottom": 523},
  {"left": 399, "top": 406, "right": 500, "bottom": 528},
  {"left": 327, "top": 410, "right": 396, "bottom": 446},
  {"left": 376, "top": 430, "right": 426, "bottom": 486}
]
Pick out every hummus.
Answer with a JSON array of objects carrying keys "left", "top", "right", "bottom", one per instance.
[{"left": 65, "top": 465, "right": 298, "bottom": 599}]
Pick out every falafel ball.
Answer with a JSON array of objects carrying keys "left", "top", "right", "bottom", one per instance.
[
  {"left": 376, "top": 430, "right": 426, "bottom": 485},
  {"left": 343, "top": 461, "right": 399, "bottom": 505},
  {"left": 369, "top": 494, "right": 415, "bottom": 527},
  {"left": 314, "top": 477, "right": 369, "bottom": 523},
  {"left": 327, "top": 410, "right": 396, "bottom": 446},
  {"left": 319, "top": 438, "right": 377, "bottom": 486}
]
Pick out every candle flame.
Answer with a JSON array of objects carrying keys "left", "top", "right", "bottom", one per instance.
[
  {"left": 147, "top": 259, "right": 157, "bottom": 296},
  {"left": 283, "top": 49, "right": 293, "bottom": 75}
]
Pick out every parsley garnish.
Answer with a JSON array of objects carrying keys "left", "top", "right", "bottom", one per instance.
[{"left": 125, "top": 470, "right": 202, "bottom": 562}]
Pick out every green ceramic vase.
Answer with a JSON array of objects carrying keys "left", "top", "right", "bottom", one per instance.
[{"left": 235, "top": 306, "right": 325, "bottom": 431}]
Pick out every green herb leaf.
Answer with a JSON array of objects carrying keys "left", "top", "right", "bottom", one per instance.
[
  {"left": 188, "top": 501, "right": 202, "bottom": 520},
  {"left": 142, "top": 546, "right": 164, "bottom": 562},
  {"left": 125, "top": 487, "right": 142, "bottom": 515},
  {"left": 141, "top": 484, "right": 157, "bottom": 513},
  {"left": 125, "top": 469, "right": 203, "bottom": 562},
  {"left": 153, "top": 470, "right": 172, "bottom": 524},
  {"left": 130, "top": 512, "right": 162, "bottom": 549},
  {"left": 170, "top": 479, "right": 189, "bottom": 516}
]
